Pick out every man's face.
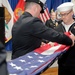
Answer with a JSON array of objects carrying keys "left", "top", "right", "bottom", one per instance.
[
  {"left": 59, "top": 10, "right": 73, "bottom": 24},
  {"left": 51, "top": 12, "right": 56, "bottom": 20}
]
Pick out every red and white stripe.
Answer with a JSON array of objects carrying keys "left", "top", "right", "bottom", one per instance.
[
  {"left": 34, "top": 32, "right": 71, "bottom": 55},
  {"left": 34, "top": 43, "right": 70, "bottom": 55},
  {"left": 40, "top": 8, "right": 50, "bottom": 23}
]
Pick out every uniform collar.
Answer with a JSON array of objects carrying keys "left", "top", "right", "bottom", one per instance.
[
  {"left": 62, "top": 21, "right": 75, "bottom": 26},
  {"left": 62, "top": 21, "right": 75, "bottom": 32},
  {"left": 23, "top": 12, "right": 33, "bottom": 17}
]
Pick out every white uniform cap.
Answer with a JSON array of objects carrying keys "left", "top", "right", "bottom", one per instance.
[
  {"left": 40, "top": 0, "right": 46, "bottom": 4},
  {"left": 57, "top": 2, "right": 74, "bottom": 12}
]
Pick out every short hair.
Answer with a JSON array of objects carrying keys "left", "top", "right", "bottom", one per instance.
[{"left": 25, "top": 2, "right": 37, "bottom": 10}]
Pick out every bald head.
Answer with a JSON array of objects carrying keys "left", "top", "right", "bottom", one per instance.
[{"left": 25, "top": 2, "right": 42, "bottom": 17}]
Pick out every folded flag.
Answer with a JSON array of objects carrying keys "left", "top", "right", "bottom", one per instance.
[{"left": 7, "top": 32, "right": 70, "bottom": 75}]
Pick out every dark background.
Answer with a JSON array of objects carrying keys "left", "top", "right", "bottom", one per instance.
[{"left": 0, "top": 7, "right": 5, "bottom": 45}]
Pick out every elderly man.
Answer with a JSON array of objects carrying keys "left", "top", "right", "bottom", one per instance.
[
  {"left": 55, "top": 2, "right": 75, "bottom": 75},
  {"left": 12, "top": 0, "right": 75, "bottom": 59}
]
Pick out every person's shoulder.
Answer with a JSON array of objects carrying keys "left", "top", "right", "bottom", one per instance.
[
  {"left": 32, "top": 17, "right": 43, "bottom": 23},
  {"left": 73, "top": 22, "right": 75, "bottom": 25},
  {"left": 45, "top": 19, "right": 51, "bottom": 24},
  {"left": 55, "top": 23, "right": 62, "bottom": 29},
  {"left": 71, "top": 22, "right": 75, "bottom": 28},
  {"left": 46, "top": 19, "right": 51, "bottom": 22}
]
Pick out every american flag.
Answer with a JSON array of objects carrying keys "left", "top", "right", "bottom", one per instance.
[
  {"left": 7, "top": 42, "right": 70, "bottom": 75},
  {"left": 40, "top": 3, "right": 50, "bottom": 23}
]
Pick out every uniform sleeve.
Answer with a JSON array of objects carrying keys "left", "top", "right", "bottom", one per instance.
[{"left": 31, "top": 18, "right": 72, "bottom": 46}]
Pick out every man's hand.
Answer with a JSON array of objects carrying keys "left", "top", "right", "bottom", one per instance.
[
  {"left": 69, "top": 32, "right": 75, "bottom": 47},
  {"left": 40, "top": 42, "right": 46, "bottom": 47}
]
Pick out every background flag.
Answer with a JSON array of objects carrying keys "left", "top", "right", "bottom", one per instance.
[
  {"left": 40, "top": 1, "right": 50, "bottom": 23},
  {"left": 14, "top": 0, "right": 25, "bottom": 23},
  {"left": 5, "top": 0, "right": 24, "bottom": 51},
  {"left": 0, "top": 0, "right": 13, "bottom": 42}
]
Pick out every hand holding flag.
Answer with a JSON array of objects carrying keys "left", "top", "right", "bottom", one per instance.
[
  {"left": 64, "top": 32, "right": 75, "bottom": 47},
  {"left": 69, "top": 31, "right": 75, "bottom": 46}
]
